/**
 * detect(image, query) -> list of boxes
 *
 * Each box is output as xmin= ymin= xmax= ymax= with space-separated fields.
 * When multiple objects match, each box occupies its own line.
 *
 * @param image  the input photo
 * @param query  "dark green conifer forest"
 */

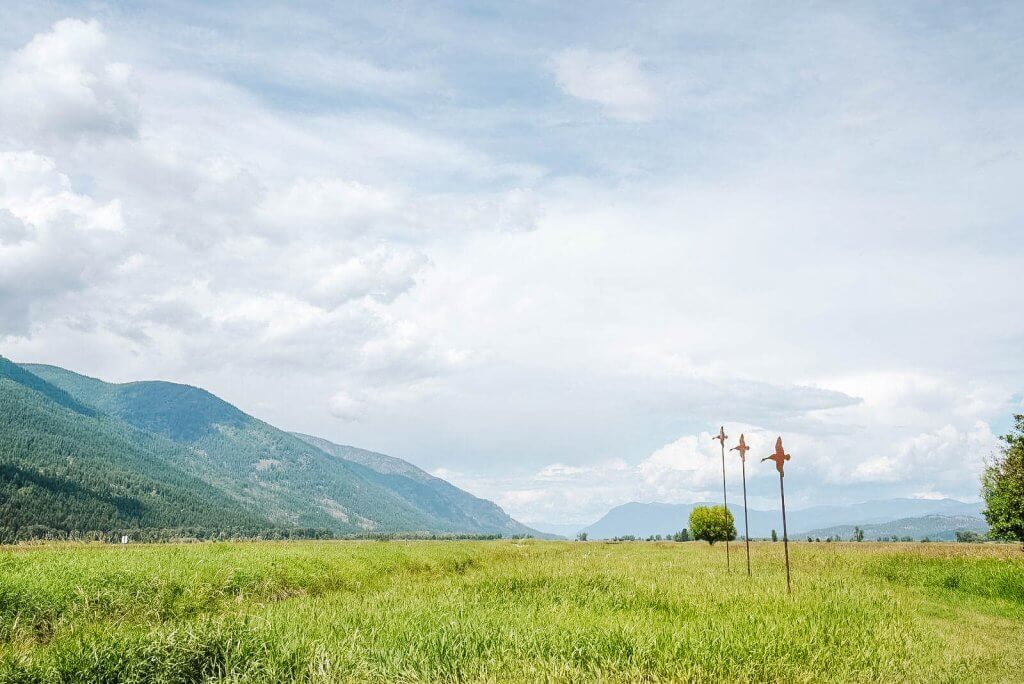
xmin=0 ymin=356 xmax=540 ymax=541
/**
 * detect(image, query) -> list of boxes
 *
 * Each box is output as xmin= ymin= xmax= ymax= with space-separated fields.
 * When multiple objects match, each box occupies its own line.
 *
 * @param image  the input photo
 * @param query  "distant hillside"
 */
xmin=23 ymin=362 xmax=541 ymax=537
xmin=523 ymin=522 xmax=578 ymax=539
xmin=580 ymin=498 xmax=985 ymax=540
xmin=0 ymin=357 xmax=268 ymax=541
xmin=293 ymin=433 xmax=544 ymax=538
xmin=799 ymin=515 xmax=988 ymax=541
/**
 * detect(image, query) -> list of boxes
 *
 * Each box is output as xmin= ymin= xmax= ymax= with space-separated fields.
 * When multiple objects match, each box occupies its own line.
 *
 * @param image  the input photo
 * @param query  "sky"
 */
xmin=1 ymin=1 xmax=1022 ymax=527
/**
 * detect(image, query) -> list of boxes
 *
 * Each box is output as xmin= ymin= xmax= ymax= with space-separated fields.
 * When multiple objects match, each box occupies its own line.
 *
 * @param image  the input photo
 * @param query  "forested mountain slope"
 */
xmin=25 ymin=364 xmax=537 ymax=536
xmin=293 ymin=432 xmax=541 ymax=537
xmin=0 ymin=357 xmax=268 ymax=541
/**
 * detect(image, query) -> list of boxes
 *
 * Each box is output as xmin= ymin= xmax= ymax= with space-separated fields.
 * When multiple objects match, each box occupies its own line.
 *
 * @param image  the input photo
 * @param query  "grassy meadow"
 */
xmin=0 ymin=540 xmax=1021 ymax=682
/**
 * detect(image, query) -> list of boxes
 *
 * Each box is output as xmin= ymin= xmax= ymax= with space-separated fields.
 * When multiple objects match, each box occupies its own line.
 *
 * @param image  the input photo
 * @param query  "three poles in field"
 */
xmin=712 ymin=428 xmax=792 ymax=592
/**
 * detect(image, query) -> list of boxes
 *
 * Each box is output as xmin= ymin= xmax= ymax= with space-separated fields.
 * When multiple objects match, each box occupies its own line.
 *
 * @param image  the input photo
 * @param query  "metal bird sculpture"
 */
xmin=712 ymin=426 xmax=730 ymax=570
xmin=762 ymin=437 xmax=791 ymax=476
xmin=731 ymin=433 xmax=749 ymax=461
xmin=731 ymin=433 xmax=752 ymax=576
xmin=762 ymin=436 xmax=793 ymax=593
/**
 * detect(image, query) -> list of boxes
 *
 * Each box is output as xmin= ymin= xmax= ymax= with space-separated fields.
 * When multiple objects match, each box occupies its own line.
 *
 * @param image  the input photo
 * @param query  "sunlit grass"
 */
xmin=0 ymin=541 xmax=1020 ymax=682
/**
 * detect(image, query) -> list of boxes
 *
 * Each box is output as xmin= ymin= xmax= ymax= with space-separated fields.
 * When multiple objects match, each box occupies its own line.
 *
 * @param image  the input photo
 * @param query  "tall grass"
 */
xmin=0 ymin=541 xmax=1020 ymax=682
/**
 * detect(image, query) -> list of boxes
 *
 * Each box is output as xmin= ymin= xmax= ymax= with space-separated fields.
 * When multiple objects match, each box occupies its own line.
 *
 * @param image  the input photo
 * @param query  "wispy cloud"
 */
xmin=552 ymin=49 xmax=658 ymax=121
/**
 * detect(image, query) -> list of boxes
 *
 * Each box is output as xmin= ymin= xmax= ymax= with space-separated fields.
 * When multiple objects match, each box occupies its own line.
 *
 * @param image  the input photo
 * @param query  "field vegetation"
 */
xmin=0 ymin=540 xmax=1021 ymax=682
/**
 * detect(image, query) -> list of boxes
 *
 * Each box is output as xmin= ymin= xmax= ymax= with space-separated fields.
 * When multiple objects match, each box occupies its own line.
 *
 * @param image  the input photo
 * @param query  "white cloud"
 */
xmin=329 ymin=377 xmax=446 ymax=424
xmin=261 ymin=50 xmax=432 ymax=96
xmin=0 ymin=151 xmax=127 ymax=334
xmin=305 ymin=246 xmax=427 ymax=309
xmin=871 ymin=422 xmax=997 ymax=487
xmin=0 ymin=151 xmax=123 ymax=231
xmin=329 ymin=390 xmax=366 ymax=422
xmin=552 ymin=49 xmax=658 ymax=121
xmin=0 ymin=209 xmax=29 ymax=245
xmin=257 ymin=178 xmax=398 ymax=236
xmin=0 ymin=18 xmax=139 ymax=141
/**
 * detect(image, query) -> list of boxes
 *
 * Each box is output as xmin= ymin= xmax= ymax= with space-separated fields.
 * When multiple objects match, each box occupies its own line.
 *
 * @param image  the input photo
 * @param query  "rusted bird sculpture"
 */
xmin=762 ymin=437 xmax=790 ymax=476
xmin=713 ymin=426 xmax=728 ymax=446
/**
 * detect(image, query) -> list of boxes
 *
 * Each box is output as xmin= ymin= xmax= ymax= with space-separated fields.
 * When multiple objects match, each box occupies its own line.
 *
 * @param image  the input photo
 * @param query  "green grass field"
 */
xmin=0 ymin=541 xmax=1021 ymax=682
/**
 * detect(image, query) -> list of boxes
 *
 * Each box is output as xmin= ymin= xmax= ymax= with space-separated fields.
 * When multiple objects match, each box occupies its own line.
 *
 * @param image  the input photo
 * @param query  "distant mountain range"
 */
xmin=559 ymin=498 xmax=986 ymax=540
xmin=0 ymin=356 xmax=543 ymax=541
xmin=799 ymin=515 xmax=989 ymax=541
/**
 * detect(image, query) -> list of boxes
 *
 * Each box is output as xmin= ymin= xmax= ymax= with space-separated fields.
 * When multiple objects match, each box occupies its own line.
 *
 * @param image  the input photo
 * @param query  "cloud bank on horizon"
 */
xmin=1 ymin=2 xmax=1021 ymax=525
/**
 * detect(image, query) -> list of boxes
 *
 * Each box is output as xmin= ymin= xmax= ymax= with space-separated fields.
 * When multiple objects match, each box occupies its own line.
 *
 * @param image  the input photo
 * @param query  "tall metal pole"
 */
xmin=713 ymin=426 xmax=729 ymax=570
xmin=732 ymin=434 xmax=752 ymax=577
xmin=762 ymin=436 xmax=792 ymax=594
xmin=743 ymin=458 xmax=751 ymax=576
xmin=780 ymin=472 xmax=791 ymax=594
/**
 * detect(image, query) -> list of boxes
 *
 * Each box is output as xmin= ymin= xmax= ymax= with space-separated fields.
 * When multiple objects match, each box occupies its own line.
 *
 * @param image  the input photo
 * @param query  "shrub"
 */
xmin=688 ymin=505 xmax=736 ymax=546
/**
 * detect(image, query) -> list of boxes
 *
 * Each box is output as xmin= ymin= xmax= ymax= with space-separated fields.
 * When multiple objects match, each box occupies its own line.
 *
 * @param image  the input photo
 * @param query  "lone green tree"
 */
xmin=852 ymin=526 xmax=865 ymax=542
xmin=673 ymin=528 xmax=689 ymax=542
xmin=983 ymin=414 xmax=1024 ymax=541
xmin=771 ymin=529 xmax=778 ymax=542
xmin=689 ymin=505 xmax=736 ymax=546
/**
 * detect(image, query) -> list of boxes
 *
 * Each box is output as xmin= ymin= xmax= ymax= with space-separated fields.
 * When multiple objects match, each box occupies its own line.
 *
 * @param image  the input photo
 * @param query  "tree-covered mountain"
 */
xmin=22 ymin=362 xmax=540 ymax=537
xmin=293 ymin=433 xmax=541 ymax=538
xmin=0 ymin=357 xmax=270 ymax=541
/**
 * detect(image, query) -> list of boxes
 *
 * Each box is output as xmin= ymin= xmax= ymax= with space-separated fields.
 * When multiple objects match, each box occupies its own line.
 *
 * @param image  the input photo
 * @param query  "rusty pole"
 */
xmin=762 ymin=436 xmax=792 ymax=593
xmin=780 ymin=471 xmax=791 ymax=593
xmin=731 ymin=434 xmax=752 ymax=577
xmin=713 ymin=426 xmax=730 ymax=570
